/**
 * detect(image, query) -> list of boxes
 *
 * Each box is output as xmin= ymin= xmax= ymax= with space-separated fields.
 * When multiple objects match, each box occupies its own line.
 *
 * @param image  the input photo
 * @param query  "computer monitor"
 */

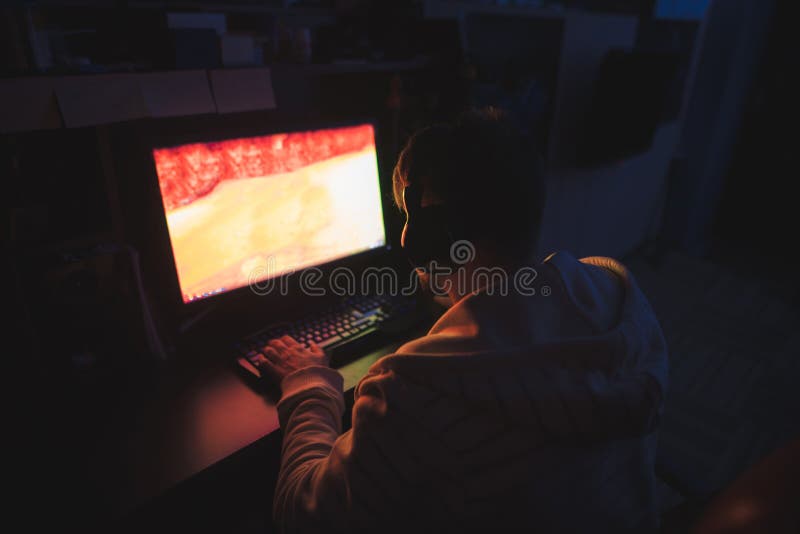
xmin=151 ymin=123 xmax=387 ymax=304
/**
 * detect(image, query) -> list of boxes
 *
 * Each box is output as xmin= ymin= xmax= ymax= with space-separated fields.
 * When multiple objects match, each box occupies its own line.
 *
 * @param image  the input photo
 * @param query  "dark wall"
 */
xmin=712 ymin=0 xmax=798 ymax=261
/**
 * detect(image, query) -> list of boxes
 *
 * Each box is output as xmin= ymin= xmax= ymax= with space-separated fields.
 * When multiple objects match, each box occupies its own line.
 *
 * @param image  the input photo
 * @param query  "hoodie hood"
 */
xmin=365 ymin=251 xmax=669 ymax=444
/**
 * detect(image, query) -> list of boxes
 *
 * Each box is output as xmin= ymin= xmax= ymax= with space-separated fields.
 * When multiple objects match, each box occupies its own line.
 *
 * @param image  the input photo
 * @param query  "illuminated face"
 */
xmin=400 ymin=187 xmax=411 ymax=251
xmin=399 ymin=188 xmax=435 ymax=291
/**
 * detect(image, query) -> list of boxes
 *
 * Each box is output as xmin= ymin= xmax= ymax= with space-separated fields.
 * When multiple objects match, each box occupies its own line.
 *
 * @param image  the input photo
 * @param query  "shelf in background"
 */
xmin=0 ymin=57 xmax=436 ymax=134
xmin=423 ymin=0 xmax=566 ymax=19
xmin=270 ymin=56 xmax=432 ymax=75
xmin=22 ymin=0 xmax=335 ymax=16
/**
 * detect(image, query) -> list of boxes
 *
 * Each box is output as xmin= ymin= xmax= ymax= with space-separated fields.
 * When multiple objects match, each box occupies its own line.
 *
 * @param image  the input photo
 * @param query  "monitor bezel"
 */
xmin=143 ymin=115 xmax=396 ymax=318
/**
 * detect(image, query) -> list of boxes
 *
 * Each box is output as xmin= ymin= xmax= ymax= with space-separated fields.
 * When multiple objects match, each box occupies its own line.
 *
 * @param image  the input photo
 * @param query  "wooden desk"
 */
xmin=50 ymin=338 xmax=410 ymax=533
xmin=124 ymin=341 xmax=404 ymax=510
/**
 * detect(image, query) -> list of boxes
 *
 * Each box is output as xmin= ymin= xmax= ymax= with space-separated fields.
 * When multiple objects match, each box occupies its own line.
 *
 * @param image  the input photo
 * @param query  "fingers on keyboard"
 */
xmin=281 ymin=335 xmax=300 ymax=347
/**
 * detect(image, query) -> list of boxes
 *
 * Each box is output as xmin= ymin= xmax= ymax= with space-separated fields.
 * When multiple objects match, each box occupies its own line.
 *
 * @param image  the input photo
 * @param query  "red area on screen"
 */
xmin=154 ymin=124 xmax=375 ymax=212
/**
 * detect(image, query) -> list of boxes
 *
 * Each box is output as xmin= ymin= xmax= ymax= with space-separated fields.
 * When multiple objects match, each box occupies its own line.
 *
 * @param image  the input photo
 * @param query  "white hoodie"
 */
xmin=273 ymin=252 xmax=669 ymax=533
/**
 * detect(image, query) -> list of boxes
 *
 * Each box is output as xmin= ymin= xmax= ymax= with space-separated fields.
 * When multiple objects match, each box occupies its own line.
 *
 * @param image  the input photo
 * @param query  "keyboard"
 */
xmin=234 ymin=295 xmax=416 ymax=379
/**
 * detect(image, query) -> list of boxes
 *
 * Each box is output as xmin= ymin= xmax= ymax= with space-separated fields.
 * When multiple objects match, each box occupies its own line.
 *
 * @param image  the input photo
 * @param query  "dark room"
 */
xmin=3 ymin=0 xmax=798 ymax=532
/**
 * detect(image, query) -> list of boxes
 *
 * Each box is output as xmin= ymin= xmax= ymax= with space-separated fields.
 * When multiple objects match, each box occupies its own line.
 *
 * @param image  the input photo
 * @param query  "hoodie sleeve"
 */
xmin=273 ymin=366 xmax=401 ymax=533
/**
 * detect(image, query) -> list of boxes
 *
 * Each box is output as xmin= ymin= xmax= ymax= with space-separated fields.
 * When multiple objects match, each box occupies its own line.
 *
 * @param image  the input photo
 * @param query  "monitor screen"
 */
xmin=152 ymin=123 xmax=386 ymax=303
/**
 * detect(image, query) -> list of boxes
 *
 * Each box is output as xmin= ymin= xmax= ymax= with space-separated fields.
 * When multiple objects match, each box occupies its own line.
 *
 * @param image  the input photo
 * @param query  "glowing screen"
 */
xmin=152 ymin=124 xmax=386 ymax=303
